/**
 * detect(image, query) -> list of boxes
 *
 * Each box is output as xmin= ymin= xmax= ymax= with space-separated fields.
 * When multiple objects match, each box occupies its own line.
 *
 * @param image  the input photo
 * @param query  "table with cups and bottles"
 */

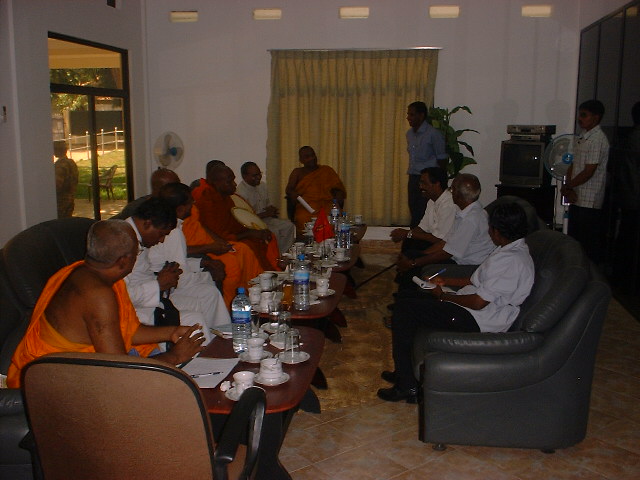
xmin=199 ymin=325 xmax=325 ymax=480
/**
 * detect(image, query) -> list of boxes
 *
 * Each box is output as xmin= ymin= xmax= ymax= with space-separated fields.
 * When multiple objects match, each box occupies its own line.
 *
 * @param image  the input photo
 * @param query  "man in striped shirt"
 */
xmin=561 ymin=99 xmax=609 ymax=262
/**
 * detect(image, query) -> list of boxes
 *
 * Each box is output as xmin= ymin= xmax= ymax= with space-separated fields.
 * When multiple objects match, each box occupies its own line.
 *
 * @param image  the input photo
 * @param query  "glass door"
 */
xmin=49 ymin=34 xmax=132 ymax=219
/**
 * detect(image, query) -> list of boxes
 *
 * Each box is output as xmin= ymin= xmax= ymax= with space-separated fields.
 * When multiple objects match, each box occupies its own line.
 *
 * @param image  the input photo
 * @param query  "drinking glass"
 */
xmin=250 ymin=308 xmax=261 ymax=336
xmin=277 ymin=311 xmax=292 ymax=337
xmin=281 ymin=280 xmax=293 ymax=311
xmin=283 ymin=328 xmax=300 ymax=361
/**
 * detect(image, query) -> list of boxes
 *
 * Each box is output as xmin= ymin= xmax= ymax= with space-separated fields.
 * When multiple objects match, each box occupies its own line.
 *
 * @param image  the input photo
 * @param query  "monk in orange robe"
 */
xmin=195 ymin=166 xmax=280 ymax=271
xmin=183 ymin=204 xmax=263 ymax=309
xmin=7 ymin=220 xmax=204 ymax=388
xmin=285 ymin=146 xmax=347 ymax=232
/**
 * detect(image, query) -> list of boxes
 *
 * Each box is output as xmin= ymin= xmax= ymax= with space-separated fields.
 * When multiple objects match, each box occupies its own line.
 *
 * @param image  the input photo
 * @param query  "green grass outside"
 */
xmin=74 ymin=150 xmax=128 ymax=200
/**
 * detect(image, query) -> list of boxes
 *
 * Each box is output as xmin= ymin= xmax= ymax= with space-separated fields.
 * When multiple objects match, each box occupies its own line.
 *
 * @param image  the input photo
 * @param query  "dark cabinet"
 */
xmin=577 ymin=1 xmax=640 ymax=317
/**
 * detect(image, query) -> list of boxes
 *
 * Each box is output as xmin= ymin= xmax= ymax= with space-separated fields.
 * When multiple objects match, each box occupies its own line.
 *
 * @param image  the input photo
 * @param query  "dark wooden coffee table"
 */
xmin=332 ymin=244 xmax=361 ymax=298
xmin=200 ymin=326 xmax=325 ymax=480
xmin=261 ymin=272 xmax=347 ymax=343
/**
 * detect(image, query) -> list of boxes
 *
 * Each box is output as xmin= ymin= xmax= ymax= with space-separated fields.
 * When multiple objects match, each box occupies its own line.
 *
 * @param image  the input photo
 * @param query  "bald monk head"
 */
xmin=86 ymin=220 xmax=138 ymax=272
xmin=150 ymin=168 xmax=180 ymax=196
xmin=207 ymin=165 xmax=237 ymax=196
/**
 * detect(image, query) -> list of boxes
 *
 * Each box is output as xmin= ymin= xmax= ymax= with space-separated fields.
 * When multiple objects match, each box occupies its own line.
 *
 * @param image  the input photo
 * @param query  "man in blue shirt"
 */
xmin=406 ymin=101 xmax=448 ymax=227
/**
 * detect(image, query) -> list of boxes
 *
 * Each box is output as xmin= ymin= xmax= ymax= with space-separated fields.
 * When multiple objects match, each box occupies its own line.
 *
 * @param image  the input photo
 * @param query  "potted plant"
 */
xmin=428 ymin=105 xmax=478 ymax=178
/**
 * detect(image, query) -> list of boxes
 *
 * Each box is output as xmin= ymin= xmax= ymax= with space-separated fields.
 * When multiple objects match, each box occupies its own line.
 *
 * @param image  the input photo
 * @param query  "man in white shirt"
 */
xmin=391 ymin=167 xmax=456 ymax=254
xmin=236 ymin=161 xmax=295 ymax=253
xmin=378 ymin=202 xmax=535 ymax=402
xmin=560 ymin=99 xmax=610 ymax=262
xmin=124 ymin=197 xmax=229 ymax=347
xmin=396 ymin=173 xmax=495 ymax=287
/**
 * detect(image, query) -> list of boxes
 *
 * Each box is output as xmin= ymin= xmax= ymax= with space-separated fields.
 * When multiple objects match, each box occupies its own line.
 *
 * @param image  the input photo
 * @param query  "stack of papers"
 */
xmin=182 ymin=357 xmax=239 ymax=389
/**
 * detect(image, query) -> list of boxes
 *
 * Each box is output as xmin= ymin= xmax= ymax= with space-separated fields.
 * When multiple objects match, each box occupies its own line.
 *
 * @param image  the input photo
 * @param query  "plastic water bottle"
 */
xmin=337 ymin=213 xmax=351 ymax=248
xmin=293 ymin=254 xmax=310 ymax=311
xmin=231 ymin=287 xmax=252 ymax=353
xmin=330 ymin=199 xmax=340 ymax=230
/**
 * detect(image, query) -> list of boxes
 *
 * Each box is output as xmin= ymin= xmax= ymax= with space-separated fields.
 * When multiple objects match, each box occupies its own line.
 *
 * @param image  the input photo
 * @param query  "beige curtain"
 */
xmin=266 ymin=49 xmax=438 ymax=226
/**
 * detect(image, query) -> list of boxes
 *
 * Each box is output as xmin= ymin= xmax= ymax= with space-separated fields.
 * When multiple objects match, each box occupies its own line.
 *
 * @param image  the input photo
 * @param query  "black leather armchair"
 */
xmin=413 ymin=229 xmax=611 ymax=451
xmin=0 ymin=218 xmax=95 ymax=480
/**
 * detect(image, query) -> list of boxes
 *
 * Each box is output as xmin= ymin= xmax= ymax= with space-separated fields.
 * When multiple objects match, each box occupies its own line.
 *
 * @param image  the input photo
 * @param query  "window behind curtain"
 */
xmin=266 ymin=49 xmax=439 ymax=226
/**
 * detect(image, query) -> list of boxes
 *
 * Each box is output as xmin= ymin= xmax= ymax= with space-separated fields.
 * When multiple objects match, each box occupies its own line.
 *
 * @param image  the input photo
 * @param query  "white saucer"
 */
xmin=261 ymin=322 xmax=280 ymax=334
xmin=269 ymin=333 xmax=286 ymax=349
xmin=225 ymin=387 xmax=244 ymax=401
xmin=277 ymin=351 xmax=310 ymax=364
xmin=254 ymin=372 xmax=290 ymax=386
xmin=239 ymin=351 xmax=273 ymax=363
xmin=310 ymin=288 xmax=335 ymax=298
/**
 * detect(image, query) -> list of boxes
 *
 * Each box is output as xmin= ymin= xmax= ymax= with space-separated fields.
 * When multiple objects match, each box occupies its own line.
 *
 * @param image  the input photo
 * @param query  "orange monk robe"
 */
xmin=195 ymin=184 xmax=280 ymax=272
xmin=294 ymin=165 xmax=347 ymax=232
xmin=7 ymin=261 xmax=157 ymax=388
xmin=182 ymin=205 xmax=263 ymax=309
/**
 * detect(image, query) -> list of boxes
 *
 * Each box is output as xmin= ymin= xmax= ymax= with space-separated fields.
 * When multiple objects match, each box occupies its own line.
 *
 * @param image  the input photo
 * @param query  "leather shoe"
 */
xmin=381 ymin=370 xmax=396 ymax=384
xmin=376 ymin=386 xmax=417 ymax=403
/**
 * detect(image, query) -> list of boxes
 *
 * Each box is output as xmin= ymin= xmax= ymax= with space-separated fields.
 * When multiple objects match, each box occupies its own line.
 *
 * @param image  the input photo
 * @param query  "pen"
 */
xmin=427 ymin=268 xmax=446 ymax=281
xmin=190 ymin=371 xmax=223 ymax=378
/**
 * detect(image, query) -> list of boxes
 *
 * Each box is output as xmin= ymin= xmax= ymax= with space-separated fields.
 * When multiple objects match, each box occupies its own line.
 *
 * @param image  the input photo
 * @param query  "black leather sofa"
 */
xmin=412 ymin=227 xmax=611 ymax=451
xmin=0 ymin=217 xmax=95 ymax=480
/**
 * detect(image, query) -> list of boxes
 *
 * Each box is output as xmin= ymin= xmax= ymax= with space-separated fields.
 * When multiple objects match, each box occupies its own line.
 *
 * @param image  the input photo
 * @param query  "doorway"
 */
xmin=49 ymin=33 xmax=133 ymax=219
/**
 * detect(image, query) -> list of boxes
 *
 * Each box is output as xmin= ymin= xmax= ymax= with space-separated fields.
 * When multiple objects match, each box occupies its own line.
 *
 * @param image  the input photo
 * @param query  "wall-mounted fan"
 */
xmin=542 ymin=134 xmax=579 ymax=233
xmin=153 ymin=131 xmax=184 ymax=169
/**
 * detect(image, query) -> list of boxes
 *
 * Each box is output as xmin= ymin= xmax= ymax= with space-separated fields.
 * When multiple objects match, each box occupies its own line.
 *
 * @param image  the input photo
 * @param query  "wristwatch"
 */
xmin=406 ymin=230 xmax=413 ymax=239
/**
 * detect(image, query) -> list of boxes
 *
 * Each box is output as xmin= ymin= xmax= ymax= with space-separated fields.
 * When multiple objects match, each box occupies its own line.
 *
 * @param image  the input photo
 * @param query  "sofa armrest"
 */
xmin=0 ymin=389 xmax=24 ymax=416
xmin=425 ymin=331 xmax=544 ymax=355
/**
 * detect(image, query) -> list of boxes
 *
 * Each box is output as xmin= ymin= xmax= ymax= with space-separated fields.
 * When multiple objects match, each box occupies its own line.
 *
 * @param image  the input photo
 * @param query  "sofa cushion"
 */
xmin=512 ymin=230 xmax=589 ymax=333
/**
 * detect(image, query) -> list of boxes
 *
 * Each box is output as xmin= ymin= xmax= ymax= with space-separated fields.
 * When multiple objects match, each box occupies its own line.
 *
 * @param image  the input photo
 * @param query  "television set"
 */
xmin=499 ymin=140 xmax=550 ymax=187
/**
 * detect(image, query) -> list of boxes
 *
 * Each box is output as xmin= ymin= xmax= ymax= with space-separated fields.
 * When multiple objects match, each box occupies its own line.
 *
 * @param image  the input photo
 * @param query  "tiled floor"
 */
xmin=280 ymin=246 xmax=640 ymax=480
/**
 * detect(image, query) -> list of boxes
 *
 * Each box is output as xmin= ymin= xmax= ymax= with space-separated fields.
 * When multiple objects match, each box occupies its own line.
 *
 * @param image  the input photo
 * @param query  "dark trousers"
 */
xmin=408 ymin=174 xmax=427 ymax=228
xmin=568 ymin=205 xmax=602 ymax=263
xmin=391 ymin=296 xmax=479 ymax=390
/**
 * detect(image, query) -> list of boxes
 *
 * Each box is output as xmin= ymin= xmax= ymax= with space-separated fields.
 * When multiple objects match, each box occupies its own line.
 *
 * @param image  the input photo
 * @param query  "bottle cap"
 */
xmin=237 ymin=287 xmax=245 ymax=294
xmin=297 ymin=254 xmax=305 ymax=261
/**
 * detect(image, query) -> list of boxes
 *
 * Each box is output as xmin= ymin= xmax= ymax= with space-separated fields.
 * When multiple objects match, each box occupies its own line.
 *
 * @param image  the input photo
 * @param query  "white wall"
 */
xmin=1 ymin=0 xmax=631 ymax=245
xmin=143 ymin=0 xmax=595 ymax=214
xmin=0 ymin=0 xmax=148 ymax=245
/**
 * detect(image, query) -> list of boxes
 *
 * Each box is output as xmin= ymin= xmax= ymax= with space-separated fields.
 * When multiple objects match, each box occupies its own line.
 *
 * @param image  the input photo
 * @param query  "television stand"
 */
xmin=495 ymin=184 xmax=556 ymax=226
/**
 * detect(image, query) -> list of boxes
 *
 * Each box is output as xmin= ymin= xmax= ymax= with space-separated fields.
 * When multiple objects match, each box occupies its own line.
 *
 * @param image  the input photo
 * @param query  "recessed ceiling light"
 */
xmin=253 ymin=8 xmax=282 ymax=20
xmin=521 ymin=5 xmax=553 ymax=17
xmin=169 ymin=11 xmax=198 ymax=23
xmin=339 ymin=7 xmax=370 ymax=19
xmin=429 ymin=5 xmax=460 ymax=19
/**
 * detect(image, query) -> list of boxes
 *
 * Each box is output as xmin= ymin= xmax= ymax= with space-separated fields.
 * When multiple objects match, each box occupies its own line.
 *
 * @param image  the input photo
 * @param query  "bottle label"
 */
xmin=232 ymin=311 xmax=251 ymax=324
xmin=293 ymin=270 xmax=310 ymax=284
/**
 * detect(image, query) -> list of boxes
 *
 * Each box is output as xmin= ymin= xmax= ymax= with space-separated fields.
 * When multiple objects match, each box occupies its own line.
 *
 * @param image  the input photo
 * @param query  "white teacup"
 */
xmin=316 ymin=277 xmax=330 ymax=296
xmin=247 ymin=337 xmax=264 ymax=360
xmin=354 ymin=214 xmax=363 ymax=225
xmin=260 ymin=357 xmax=283 ymax=380
xmin=259 ymin=291 xmax=274 ymax=312
xmin=248 ymin=285 xmax=262 ymax=305
xmin=335 ymin=247 xmax=347 ymax=261
xmin=259 ymin=272 xmax=275 ymax=291
xmin=232 ymin=371 xmax=255 ymax=394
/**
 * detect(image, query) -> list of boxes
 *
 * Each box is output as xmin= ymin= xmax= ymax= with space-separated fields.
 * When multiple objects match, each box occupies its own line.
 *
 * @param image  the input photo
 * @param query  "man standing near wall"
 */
xmin=405 ymin=101 xmax=447 ymax=227
xmin=560 ymin=99 xmax=610 ymax=262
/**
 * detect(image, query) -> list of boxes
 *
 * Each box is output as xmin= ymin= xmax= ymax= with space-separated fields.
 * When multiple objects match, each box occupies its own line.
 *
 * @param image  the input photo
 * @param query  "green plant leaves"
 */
xmin=428 ymin=105 xmax=478 ymax=178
